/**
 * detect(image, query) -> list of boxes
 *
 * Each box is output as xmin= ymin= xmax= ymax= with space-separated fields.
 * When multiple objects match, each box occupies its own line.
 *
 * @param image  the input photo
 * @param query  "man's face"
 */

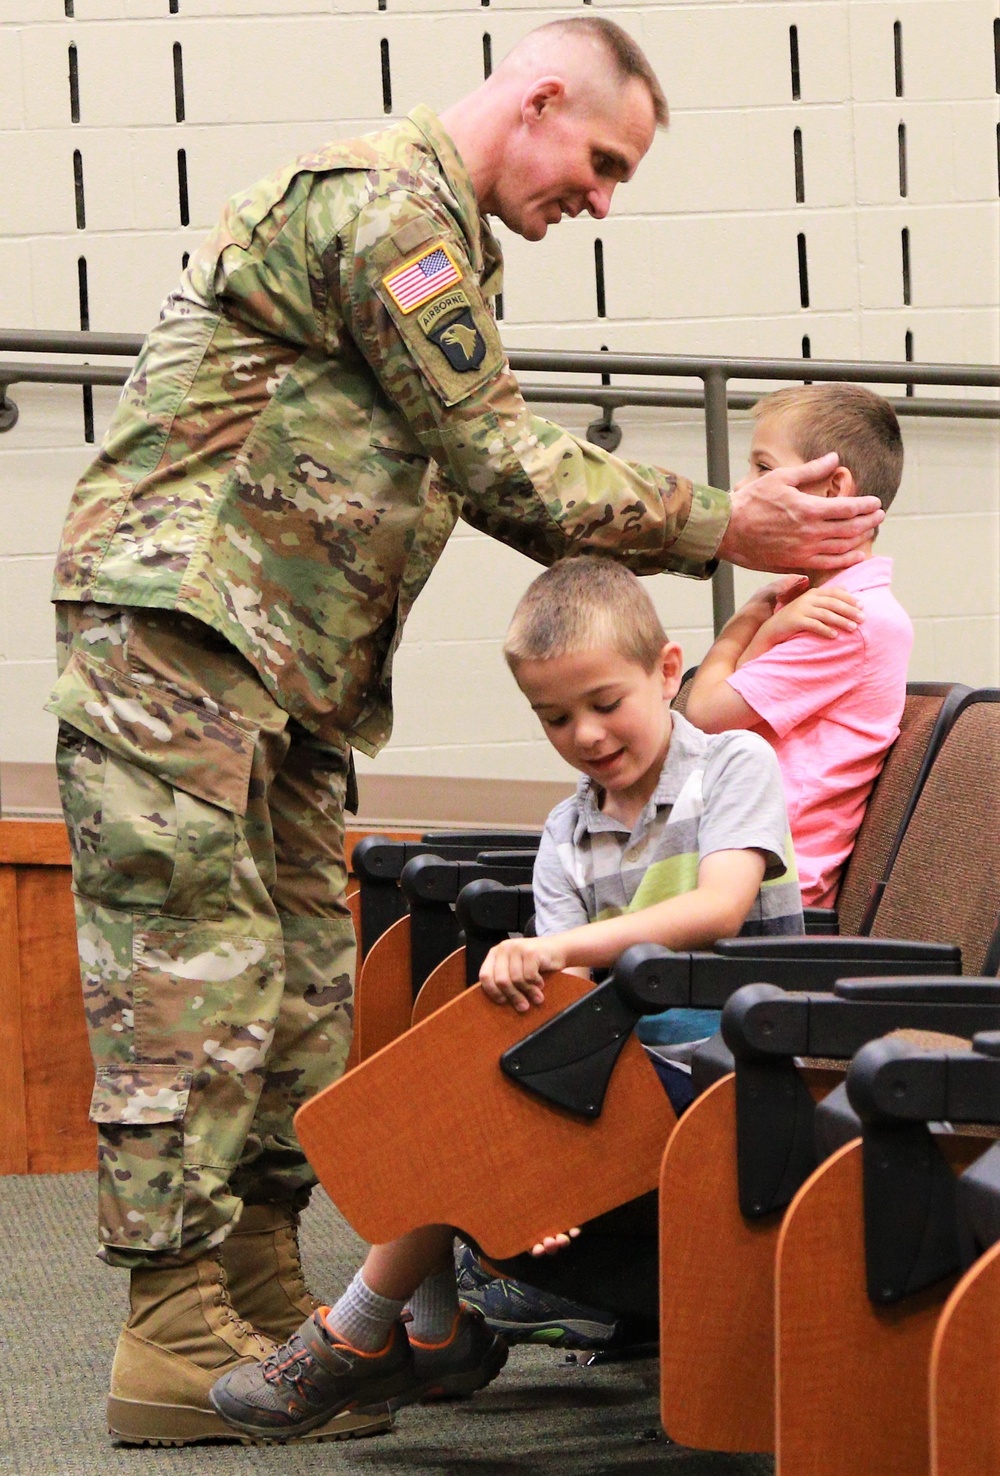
xmin=495 ymin=78 xmax=656 ymax=241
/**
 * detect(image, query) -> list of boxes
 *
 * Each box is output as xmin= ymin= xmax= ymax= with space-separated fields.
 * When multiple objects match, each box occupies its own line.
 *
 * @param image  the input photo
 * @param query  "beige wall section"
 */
xmin=1 ymin=0 xmax=998 ymax=821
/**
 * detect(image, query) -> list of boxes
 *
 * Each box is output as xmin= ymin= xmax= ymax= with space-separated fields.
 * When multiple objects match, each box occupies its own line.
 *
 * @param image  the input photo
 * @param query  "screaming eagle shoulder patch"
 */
xmin=381 ymin=242 xmax=462 ymax=314
xmin=423 ymin=307 xmax=487 ymax=373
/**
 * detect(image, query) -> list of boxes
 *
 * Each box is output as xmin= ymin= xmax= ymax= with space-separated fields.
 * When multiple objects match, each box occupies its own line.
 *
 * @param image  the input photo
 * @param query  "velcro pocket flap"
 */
xmin=47 ymin=650 xmax=254 ymax=816
xmin=89 ymin=1064 xmax=192 ymax=1125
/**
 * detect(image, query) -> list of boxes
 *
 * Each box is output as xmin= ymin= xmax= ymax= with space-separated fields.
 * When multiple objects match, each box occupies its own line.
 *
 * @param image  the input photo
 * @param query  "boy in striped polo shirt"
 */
xmin=480 ymin=555 xmax=802 ymax=1058
xmin=456 ymin=555 xmax=801 ymax=1347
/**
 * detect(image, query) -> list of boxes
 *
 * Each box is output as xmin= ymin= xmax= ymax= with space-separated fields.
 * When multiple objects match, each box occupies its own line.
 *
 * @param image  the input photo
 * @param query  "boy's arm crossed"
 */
xmin=686 ymin=575 xmax=862 ymax=734
xmin=480 ymin=848 xmax=766 ymax=1012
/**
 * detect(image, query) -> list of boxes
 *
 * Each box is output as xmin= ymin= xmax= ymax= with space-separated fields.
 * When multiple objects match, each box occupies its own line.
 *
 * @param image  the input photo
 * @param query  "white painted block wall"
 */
xmin=0 ymin=0 xmax=997 ymax=795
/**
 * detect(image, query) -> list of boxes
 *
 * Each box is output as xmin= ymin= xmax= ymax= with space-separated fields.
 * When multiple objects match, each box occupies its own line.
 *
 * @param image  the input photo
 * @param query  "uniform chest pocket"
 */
xmin=50 ymin=655 xmax=255 ymax=922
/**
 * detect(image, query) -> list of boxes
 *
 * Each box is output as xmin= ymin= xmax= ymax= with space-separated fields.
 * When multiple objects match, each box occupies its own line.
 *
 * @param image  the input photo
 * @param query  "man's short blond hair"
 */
xmin=527 ymin=17 xmax=668 ymax=127
xmin=504 ymin=557 xmax=668 ymax=674
xmin=754 ymin=383 xmax=904 ymax=511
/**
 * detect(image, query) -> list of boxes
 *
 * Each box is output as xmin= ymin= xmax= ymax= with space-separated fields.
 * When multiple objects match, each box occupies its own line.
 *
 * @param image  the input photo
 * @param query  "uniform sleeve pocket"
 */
xmin=50 ymin=651 xmax=255 ymax=919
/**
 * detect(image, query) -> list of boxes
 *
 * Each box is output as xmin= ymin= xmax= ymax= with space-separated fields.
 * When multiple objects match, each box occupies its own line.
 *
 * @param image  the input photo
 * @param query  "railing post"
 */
xmin=703 ymin=367 xmax=735 ymax=634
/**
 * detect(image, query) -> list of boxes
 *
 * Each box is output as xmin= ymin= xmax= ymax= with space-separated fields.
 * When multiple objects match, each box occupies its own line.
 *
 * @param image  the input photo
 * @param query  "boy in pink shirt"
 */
xmin=686 ymin=384 xmax=912 ymax=907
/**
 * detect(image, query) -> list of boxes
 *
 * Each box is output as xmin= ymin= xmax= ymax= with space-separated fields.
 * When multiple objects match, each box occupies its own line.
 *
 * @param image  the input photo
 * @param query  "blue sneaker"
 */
xmin=455 ymin=1245 xmax=619 ymax=1349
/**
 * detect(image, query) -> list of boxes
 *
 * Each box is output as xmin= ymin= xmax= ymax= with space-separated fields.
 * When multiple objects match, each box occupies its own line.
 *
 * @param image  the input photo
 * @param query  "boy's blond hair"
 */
xmin=753 ymin=383 xmax=903 ymax=511
xmin=504 ymin=556 xmax=668 ymax=673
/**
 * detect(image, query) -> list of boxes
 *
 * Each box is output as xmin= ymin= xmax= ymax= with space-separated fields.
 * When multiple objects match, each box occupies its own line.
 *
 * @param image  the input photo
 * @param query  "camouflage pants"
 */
xmin=50 ymin=603 xmax=357 ymax=1268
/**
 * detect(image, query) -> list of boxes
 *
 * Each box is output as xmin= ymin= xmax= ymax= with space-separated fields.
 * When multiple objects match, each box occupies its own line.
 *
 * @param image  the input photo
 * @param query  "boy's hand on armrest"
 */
xmin=479 ymin=936 xmax=569 ymax=1011
xmin=717 ymin=454 xmax=884 ymax=572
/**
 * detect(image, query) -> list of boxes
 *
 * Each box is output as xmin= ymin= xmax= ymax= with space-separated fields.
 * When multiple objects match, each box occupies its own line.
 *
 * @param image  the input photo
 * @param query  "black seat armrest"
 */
xmin=803 ymin=907 xmax=839 ymax=935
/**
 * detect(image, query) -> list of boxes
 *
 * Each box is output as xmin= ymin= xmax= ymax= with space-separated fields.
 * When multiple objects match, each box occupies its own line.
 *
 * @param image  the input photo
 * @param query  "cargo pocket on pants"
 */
xmin=89 ymin=1064 xmax=193 ymax=1252
xmin=49 ymin=648 xmax=256 ymax=920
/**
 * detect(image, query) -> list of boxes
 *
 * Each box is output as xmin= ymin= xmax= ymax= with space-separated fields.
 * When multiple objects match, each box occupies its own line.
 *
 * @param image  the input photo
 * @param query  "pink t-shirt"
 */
xmin=726 ymin=557 xmax=912 ymax=907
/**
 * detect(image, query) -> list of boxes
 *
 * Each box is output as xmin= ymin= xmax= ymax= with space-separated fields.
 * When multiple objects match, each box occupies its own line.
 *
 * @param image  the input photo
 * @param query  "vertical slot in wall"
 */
xmin=68 ymin=43 xmax=80 ymax=123
xmin=173 ymin=42 xmax=185 ymax=122
xmin=894 ymin=20 xmax=904 ymax=97
xmin=381 ymin=39 xmax=392 ymax=113
xmin=904 ymin=328 xmax=914 ymax=398
xmin=898 ymin=122 xmax=908 ymax=196
xmin=594 ymin=239 xmax=606 ymax=318
xmin=793 ymin=128 xmax=805 ymax=203
xmin=177 ymin=149 xmax=190 ymax=226
xmin=901 ymin=227 xmax=911 ymax=305
xmin=73 ymin=150 xmax=86 ymax=229
xmin=789 ymin=26 xmax=801 ymax=101
xmin=796 ymin=233 xmax=809 ymax=308
xmin=78 ymin=257 xmax=94 ymax=442
xmin=483 ymin=34 xmax=492 ymax=79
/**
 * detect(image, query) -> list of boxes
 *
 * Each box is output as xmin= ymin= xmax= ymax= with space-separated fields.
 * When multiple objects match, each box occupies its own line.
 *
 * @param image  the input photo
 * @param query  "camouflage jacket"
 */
xmin=53 ymin=107 xmax=730 ymax=755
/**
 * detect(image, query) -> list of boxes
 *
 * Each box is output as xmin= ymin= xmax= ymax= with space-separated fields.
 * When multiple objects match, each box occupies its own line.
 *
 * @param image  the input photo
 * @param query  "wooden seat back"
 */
xmin=776 ymin=1135 xmax=984 ymax=1476
xmin=931 ymin=1238 xmax=1000 ymax=1476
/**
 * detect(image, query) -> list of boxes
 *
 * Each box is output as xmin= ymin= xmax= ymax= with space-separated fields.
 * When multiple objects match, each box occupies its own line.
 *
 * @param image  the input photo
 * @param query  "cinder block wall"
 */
xmin=1 ymin=0 xmax=997 ymax=817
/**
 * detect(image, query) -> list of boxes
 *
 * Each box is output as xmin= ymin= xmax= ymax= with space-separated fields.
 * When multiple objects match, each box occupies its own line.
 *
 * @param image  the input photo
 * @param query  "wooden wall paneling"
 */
xmin=0 ymin=865 xmax=29 ymax=1175
xmin=18 ymin=864 xmax=95 ymax=1173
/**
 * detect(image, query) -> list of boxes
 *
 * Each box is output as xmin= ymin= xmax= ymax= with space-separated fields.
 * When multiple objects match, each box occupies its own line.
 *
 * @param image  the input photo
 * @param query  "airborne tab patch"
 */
xmin=425 ymin=307 xmax=487 ymax=373
xmin=382 ymin=243 xmax=462 ymax=314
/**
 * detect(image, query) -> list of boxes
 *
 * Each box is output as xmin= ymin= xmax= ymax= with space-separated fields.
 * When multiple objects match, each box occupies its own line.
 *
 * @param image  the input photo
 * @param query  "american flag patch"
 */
xmin=382 ymin=243 xmax=462 ymax=314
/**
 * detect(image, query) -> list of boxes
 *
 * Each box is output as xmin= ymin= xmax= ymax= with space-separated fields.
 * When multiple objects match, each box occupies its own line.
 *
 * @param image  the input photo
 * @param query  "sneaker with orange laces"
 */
xmin=209 ymin=1311 xmax=413 ymax=1441
xmin=403 ymin=1307 xmax=508 ymax=1406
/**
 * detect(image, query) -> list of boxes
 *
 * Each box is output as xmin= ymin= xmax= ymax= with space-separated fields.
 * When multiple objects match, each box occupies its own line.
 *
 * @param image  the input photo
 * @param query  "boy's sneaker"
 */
xmin=455 ymin=1246 xmax=619 ymax=1349
xmin=209 ymin=1312 xmax=413 ymax=1441
xmin=405 ymin=1307 xmax=508 ymax=1405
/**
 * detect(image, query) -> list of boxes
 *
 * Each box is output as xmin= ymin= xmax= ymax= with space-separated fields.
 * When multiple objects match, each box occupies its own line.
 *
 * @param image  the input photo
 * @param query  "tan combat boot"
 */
xmin=221 ymin=1203 xmax=321 ymax=1341
xmin=107 ymin=1249 xmax=391 ymax=1445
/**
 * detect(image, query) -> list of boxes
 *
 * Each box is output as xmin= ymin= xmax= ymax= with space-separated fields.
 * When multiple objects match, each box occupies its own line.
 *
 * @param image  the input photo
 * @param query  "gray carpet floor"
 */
xmin=0 ymin=1172 xmax=773 ymax=1476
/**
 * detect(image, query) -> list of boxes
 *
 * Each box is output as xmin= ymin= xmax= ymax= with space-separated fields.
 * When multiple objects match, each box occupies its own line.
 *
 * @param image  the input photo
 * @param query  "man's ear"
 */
xmin=659 ymin=641 xmax=685 ymax=701
xmin=522 ymin=76 xmax=565 ymax=123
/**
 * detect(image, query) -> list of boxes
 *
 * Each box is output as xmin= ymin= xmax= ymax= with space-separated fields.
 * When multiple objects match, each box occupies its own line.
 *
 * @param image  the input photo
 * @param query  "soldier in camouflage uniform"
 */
xmin=48 ymin=16 xmax=883 ymax=1448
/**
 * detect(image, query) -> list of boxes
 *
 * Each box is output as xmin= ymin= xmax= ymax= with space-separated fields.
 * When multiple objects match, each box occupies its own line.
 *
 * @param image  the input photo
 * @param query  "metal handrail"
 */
xmin=2 ymin=329 xmax=997 ymax=626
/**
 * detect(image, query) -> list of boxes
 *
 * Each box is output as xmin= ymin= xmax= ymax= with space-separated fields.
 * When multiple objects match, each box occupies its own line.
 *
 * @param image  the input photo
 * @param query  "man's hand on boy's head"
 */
xmin=717 ymin=453 xmax=885 ymax=572
xmin=479 ymin=936 xmax=569 ymax=1011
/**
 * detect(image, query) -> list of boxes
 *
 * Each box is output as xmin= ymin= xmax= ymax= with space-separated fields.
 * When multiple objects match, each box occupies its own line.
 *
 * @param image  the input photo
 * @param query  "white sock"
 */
xmin=406 ymin=1267 xmax=460 ymax=1343
xmin=323 ymin=1270 xmax=407 ymax=1352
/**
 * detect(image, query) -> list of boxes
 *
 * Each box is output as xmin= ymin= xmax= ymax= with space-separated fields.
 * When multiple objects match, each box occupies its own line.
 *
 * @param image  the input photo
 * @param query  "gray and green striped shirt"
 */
xmin=533 ymin=711 xmax=802 ymax=1047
